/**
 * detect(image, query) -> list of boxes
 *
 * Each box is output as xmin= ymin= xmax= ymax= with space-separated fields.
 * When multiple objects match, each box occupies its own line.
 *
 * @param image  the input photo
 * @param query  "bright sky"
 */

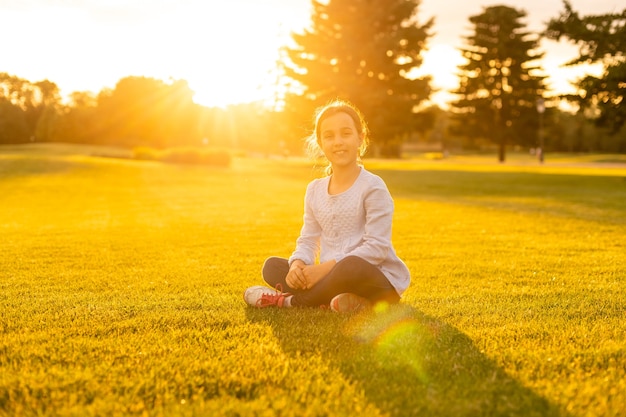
xmin=0 ymin=0 xmax=621 ymax=108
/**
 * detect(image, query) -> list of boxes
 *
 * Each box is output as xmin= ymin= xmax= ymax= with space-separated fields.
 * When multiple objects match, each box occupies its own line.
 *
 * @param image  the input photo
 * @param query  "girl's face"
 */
xmin=319 ymin=112 xmax=362 ymax=170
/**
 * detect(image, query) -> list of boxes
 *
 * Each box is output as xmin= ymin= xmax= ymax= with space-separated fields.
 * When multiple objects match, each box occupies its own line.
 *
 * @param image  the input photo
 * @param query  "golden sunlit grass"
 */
xmin=0 ymin=144 xmax=624 ymax=416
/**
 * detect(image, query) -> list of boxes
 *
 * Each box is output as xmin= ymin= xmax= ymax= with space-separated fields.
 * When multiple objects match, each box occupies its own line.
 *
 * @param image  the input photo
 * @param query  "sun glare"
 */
xmin=415 ymin=44 xmax=466 ymax=107
xmin=1 ymin=0 xmax=310 ymax=109
xmin=180 ymin=14 xmax=282 ymax=107
xmin=171 ymin=1 xmax=309 ymax=108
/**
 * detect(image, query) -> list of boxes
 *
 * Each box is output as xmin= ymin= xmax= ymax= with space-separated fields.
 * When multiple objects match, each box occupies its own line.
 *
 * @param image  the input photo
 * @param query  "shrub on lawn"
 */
xmin=132 ymin=146 xmax=160 ymax=161
xmin=424 ymin=152 xmax=445 ymax=160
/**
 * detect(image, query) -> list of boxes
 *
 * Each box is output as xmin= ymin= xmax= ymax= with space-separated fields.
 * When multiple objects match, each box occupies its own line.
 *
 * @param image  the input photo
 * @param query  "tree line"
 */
xmin=1 ymin=0 xmax=624 ymax=160
xmin=0 ymin=74 xmax=279 ymax=154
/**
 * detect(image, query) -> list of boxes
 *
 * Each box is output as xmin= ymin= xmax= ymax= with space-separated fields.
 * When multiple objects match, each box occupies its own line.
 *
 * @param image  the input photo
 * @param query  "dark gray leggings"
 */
xmin=262 ymin=256 xmax=400 ymax=307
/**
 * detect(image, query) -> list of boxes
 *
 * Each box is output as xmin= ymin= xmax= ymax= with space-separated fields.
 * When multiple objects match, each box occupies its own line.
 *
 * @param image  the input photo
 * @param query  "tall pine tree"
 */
xmin=451 ymin=5 xmax=546 ymax=162
xmin=546 ymin=0 xmax=626 ymax=135
xmin=281 ymin=0 xmax=433 ymax=156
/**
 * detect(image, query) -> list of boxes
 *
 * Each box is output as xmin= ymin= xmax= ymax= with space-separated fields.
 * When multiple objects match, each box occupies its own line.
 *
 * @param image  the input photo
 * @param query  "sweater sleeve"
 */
xmin=289 ymin=181 xmax=321 ymax=266
xmin=342 ymin=180 xmax=394 ymax=265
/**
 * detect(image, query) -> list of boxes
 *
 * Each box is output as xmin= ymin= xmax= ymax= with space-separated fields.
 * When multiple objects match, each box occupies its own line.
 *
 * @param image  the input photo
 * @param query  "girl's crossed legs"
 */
xmin=262 ymin=255 xmax=400 ymax=308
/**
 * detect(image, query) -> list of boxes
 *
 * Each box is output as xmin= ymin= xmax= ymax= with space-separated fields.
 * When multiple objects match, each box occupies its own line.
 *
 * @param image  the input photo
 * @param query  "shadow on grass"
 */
xmin=0 ymin=155 xmax=93 ymax=179
xmin=375 ymin=169 xmax=626 ymax=225
xmin=246 ymin=304 xmax=566 ymax=417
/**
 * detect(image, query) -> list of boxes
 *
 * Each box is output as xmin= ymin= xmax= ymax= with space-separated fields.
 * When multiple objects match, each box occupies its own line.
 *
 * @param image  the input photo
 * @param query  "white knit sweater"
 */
xmin=289 ymin=168 xmax=411 ymax=295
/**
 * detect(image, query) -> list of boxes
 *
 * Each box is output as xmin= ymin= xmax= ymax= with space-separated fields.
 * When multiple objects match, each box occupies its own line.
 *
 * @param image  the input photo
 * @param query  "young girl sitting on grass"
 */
xmin=244 ymin=99 xmax=411 ymax=313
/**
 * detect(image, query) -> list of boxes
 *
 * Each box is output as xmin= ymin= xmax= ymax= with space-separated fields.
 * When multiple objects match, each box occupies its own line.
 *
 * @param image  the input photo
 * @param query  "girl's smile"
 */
xmin=319 ymin=112 xmax=362 ymax=169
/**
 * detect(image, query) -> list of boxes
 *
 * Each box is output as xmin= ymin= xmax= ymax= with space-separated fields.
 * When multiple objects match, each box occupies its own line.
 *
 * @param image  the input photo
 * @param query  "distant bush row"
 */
xmin=133 ymin=147 xmax=232 ymax=167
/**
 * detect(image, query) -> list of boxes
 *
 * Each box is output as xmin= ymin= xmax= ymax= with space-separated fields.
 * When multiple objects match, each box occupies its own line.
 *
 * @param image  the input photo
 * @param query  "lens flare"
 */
xmin=348 ymin=304 xmax=434 ymax=384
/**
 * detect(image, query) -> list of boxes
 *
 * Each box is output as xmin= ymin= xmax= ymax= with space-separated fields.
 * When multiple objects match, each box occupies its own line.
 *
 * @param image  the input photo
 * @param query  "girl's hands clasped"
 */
xmin=286 ymin=260 xmax=307 ymax=290
xmin=286 ymin=260 xmax=337 ymax=290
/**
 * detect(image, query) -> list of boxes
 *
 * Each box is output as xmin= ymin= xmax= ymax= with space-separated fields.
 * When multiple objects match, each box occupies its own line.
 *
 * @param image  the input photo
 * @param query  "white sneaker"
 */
xmin=330 ymin=293 xmax=372 ymax=313
xmin=243 ymin=285 xmax=290 ymax=308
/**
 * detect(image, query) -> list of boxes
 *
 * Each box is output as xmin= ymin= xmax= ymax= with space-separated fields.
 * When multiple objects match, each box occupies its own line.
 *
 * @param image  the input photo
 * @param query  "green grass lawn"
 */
xmin=1 ymin=144 xmax=624 ymax=416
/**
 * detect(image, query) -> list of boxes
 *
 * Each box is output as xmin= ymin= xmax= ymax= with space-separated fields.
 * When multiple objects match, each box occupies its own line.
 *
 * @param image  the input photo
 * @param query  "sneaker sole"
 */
xmin=330 ymin=293 xmax=371 ymax=313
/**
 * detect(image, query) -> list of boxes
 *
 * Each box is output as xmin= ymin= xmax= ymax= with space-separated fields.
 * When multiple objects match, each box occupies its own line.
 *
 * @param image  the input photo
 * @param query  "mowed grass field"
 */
xmin=1 ymin=144 xmax=625 ymax=416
